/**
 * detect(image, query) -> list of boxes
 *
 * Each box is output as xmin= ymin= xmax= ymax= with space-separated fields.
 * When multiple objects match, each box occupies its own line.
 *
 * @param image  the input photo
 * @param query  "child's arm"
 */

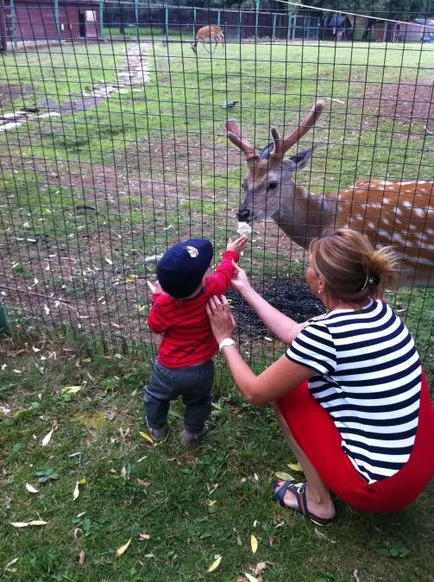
xmin=207 ymin=236 xmax=248 ymax=294
xmin=226 ymin=236 xmax=248 ymax=257
xmin=147 ymin=280 xmax=163 ymax=296
xmin=146 ymin=280 xmax=168 ymax=333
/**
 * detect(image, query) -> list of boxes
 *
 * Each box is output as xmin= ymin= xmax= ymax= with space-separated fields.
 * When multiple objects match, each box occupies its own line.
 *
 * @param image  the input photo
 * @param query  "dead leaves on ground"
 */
xmin=10 ymin=520 xmax=48 ymax=528
xmin=115 ymin=537 xmax=132 ymax=558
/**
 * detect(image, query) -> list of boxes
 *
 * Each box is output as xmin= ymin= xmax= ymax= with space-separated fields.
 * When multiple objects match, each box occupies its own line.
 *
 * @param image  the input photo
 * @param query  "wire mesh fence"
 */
xmin=0 ymin=1 xmax=433 ymax=375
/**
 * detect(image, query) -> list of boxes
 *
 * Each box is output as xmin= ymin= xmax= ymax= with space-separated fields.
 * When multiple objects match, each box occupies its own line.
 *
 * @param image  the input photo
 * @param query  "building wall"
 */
xmin=7 ymin=1 xmax=99 ymax=41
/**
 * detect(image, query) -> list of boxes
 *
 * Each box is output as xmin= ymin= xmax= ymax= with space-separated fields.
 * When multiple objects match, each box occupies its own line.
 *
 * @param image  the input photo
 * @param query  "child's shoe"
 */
xmin=149 ymin=425 xmax=169 ymax=442
xmin=181 ymin=426 xmax=208 ymax=446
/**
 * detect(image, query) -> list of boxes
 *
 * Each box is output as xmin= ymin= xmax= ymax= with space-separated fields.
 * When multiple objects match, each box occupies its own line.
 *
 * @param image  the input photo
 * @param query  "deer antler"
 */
xmin=272 ymin=100 xmax=325 ymax=158
xmin=226 ymin=119 xmax=258 ymax=168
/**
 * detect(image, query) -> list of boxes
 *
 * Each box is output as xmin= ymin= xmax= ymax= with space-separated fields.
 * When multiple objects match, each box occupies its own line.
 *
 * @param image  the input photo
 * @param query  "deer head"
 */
xmin=227 ymin=101 xmax=434 ymax=287
xmin=228 ymin=101 xmax=325 ymax=229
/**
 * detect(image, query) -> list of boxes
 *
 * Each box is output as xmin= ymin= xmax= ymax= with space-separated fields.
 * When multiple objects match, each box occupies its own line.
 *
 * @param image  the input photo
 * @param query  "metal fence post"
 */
xmin=0 ymin=301 xmax=10 ymax=336
xmin=53 ymin=0 xmax=61 ymax=41
xmin=99 ymin=0 xmax=104 ymax=39
xmin=165 ymin=6 xmax=169 ymax=38
xmin=10 ymin=0 xmax=16 ymax=47
xmin=255 ymin=0 xmax=260 ymax=39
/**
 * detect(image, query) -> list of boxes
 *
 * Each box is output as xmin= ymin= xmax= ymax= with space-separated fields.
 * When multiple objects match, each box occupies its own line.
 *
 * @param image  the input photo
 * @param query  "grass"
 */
xmin=1 ymin=331 xmax=434 ymax=581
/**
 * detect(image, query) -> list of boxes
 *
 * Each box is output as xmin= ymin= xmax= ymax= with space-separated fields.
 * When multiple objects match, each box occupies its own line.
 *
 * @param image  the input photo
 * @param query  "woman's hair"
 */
xmin=309 ymin=228 xmax=399 ymax=302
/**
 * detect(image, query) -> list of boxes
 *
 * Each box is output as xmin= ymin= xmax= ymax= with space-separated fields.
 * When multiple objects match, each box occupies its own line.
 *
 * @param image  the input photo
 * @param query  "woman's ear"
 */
xmin=317 ymin=277 xmax=325 ymax=294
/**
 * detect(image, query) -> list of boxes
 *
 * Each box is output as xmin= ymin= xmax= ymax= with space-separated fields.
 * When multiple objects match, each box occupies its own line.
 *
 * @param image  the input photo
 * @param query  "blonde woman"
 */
xmin=207 ymin=229 xmax=434 ymax=525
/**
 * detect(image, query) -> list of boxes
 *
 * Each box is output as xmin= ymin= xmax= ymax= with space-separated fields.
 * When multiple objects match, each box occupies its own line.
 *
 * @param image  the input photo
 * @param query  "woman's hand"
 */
xmin=231 ymin=262 xmax=252 ymax=295
xmin=206 ymin=295 xmax=235 ymax=344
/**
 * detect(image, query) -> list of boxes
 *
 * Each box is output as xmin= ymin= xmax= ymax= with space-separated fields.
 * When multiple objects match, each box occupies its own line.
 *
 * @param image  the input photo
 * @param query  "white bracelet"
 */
xmin=219 ymin=338 xmax=235 ymax=351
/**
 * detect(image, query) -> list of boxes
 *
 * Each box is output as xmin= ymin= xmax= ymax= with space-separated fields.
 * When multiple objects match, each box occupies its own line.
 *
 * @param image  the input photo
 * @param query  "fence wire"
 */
xmin=0 ymin=1 xmax=433 ymax=376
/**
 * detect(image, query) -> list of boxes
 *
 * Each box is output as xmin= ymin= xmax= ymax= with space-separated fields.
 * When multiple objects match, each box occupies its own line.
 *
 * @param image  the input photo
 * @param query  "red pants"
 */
xmin=277 ymin=373 xmax=434 ymax=512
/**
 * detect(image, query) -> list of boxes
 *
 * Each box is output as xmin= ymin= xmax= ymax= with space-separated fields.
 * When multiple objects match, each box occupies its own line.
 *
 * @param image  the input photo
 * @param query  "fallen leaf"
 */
xmin=287 ymin=463 xmax=303 ymax=472
xmin=139 ymin=431 xmax=154 ymax=444
xmin=41 ymin=428 xmax=54 ymax=446
xmin=61 ymin=386 xmax=82 ymax=395
xmin=251 ymin=534 xmax=258 ymax=554
xmin=125 ymin=275 xmax=138 ymax=284
xmin=73 ymin=482 xmax=80 ymax=500
xmin=139 ymin=532 xmax=150 ymax=541
xmin=78 ymin=550 xmax=85 ymax=564
xmin=25 ymin=483 xmax=39 ymax=494
xmin=274 ymin=471 xmax=294 ymax=482
xmin=115 ymin=538 xmax=132 ymax=558
xmin=4 ymin=557 xmax=19 ymax=572
xmin=10 ymin=520 xmax=47 ymax=527
xmin=137 ymin=479 xmax=150 ymax=488
xmin=78 ymin=478 xmax=87 ymax=486
xmin=250 ymin=562 xmax=267 ymax=576
xmin=314 ymin=528 xmax=337 ymax=543
xmin=245 ymin=573 xmax=258 ymax=582
xmin=207 ymin=554 xmax=222 ymax=572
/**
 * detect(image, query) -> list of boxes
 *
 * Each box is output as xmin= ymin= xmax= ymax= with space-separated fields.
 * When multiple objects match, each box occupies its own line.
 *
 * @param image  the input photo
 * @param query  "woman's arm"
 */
xmin=231 ymin=263 xmax=305 ymax=343
xmin=206 ymin=296 xmax=314 ymax=405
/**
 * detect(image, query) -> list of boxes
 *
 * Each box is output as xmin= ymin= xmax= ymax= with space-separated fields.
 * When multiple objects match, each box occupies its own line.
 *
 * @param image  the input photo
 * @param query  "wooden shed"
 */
xmin=1 ymin=0 xmax=101 ymax=45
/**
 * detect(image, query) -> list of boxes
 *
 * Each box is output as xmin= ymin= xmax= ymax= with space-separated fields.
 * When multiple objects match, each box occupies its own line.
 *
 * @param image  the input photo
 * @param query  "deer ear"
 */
xmin=259 ymin=141 xmax=274 ymax=160
xmin=288 ymin=147 xmax=315 ymax=170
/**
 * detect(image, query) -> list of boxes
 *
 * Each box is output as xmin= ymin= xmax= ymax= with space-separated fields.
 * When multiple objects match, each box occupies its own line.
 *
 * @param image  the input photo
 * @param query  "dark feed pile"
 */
xmin=226 ymin=280 xmax=325 ymax=341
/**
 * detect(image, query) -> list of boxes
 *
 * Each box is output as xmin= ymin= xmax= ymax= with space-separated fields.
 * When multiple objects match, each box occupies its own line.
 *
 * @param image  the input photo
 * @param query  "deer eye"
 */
xmin=267 ymin=181 xmax=278 ymax=191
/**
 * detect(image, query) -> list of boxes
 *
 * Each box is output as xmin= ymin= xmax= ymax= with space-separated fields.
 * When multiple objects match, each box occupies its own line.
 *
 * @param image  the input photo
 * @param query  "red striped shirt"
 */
xmin=147 ymin=250 xmax=238 ymax=368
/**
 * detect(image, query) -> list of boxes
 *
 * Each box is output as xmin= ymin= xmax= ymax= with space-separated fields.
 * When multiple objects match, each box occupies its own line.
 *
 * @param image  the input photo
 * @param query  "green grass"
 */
xmin=1 ymin=332 xmax=434 ymax=581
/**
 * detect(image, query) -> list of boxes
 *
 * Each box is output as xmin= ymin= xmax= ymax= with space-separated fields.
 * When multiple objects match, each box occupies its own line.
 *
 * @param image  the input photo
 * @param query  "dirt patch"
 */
xmin=228 ymin=280 xmax=324 ymax=337
xmin=362 ymin=80 xmax=434 ymax=127
xmin=0 ymin=84 xmax=33 ymax=107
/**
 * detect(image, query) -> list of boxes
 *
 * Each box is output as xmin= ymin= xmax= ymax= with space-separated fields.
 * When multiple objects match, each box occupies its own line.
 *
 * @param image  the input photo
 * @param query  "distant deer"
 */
xmin=227 ymin=100 xmax=434 ymax=288
xmin=191 ymin=25 xmax=224 ymax=55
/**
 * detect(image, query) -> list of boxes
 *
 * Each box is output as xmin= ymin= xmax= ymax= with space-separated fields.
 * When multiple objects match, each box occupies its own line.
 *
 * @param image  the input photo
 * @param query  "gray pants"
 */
xmin=144 ymin=359 xmax=214 ymax=434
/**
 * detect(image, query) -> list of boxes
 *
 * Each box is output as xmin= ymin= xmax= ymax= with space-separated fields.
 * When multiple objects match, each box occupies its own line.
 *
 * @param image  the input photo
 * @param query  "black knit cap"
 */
xmin=157 ymin=239 xmax=213 ymax=298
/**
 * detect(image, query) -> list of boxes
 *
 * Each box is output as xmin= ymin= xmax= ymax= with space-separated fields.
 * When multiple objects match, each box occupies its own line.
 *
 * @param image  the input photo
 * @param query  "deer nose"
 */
xmin=237 ymin=208 xmax=251 ymax=222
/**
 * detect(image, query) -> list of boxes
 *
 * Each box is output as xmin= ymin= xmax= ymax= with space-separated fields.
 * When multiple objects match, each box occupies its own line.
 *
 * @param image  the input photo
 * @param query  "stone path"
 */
xmin=0 ymin=42 xmax=151 ymax=132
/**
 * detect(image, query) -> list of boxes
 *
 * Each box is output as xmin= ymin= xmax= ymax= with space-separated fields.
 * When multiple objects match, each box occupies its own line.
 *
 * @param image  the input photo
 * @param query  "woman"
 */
xmin=207 ymin=229 xmax=434 ymax=526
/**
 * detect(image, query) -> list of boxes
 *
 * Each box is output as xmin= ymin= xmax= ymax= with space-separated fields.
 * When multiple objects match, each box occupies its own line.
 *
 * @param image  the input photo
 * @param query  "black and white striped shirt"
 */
xmin=286 ymin=298 xmax=421 ymax=483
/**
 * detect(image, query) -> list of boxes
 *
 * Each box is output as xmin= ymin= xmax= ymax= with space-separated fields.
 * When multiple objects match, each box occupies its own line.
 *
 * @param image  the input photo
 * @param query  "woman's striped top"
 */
xmin=286 ymin=298 xmax=422 ymax=483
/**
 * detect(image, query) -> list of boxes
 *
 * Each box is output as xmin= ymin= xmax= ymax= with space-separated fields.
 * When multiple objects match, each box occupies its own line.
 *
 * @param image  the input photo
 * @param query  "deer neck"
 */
xmin=274 ymin=185 xmax=336 ymax=249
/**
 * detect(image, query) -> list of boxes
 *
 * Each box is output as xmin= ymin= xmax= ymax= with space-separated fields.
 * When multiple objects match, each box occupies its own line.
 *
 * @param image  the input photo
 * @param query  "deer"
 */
xmin=227 ymin=100 xmax=434 ymax=288
xmin=191 ymin=25 xmax=224 ymax=55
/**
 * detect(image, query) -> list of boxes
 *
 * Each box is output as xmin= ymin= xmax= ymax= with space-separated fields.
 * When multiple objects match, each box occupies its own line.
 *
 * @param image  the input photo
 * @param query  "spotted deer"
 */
xmin=191 ymin=25 xmax=224 ymax=55
xmin=227 ymin=100 xmax=434 ymax=288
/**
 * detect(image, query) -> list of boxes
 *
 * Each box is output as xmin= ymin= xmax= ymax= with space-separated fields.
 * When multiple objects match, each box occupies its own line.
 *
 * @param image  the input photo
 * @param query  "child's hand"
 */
xmin=147 ymin=280 xmax=163 ymax=294
xmin=226 ymin=236 xmax=248 ymax=256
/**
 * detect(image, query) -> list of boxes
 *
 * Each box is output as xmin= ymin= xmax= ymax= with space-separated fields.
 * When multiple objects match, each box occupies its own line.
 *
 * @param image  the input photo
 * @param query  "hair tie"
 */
xmin=360 ymin=272 xmax=380 ymax=291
